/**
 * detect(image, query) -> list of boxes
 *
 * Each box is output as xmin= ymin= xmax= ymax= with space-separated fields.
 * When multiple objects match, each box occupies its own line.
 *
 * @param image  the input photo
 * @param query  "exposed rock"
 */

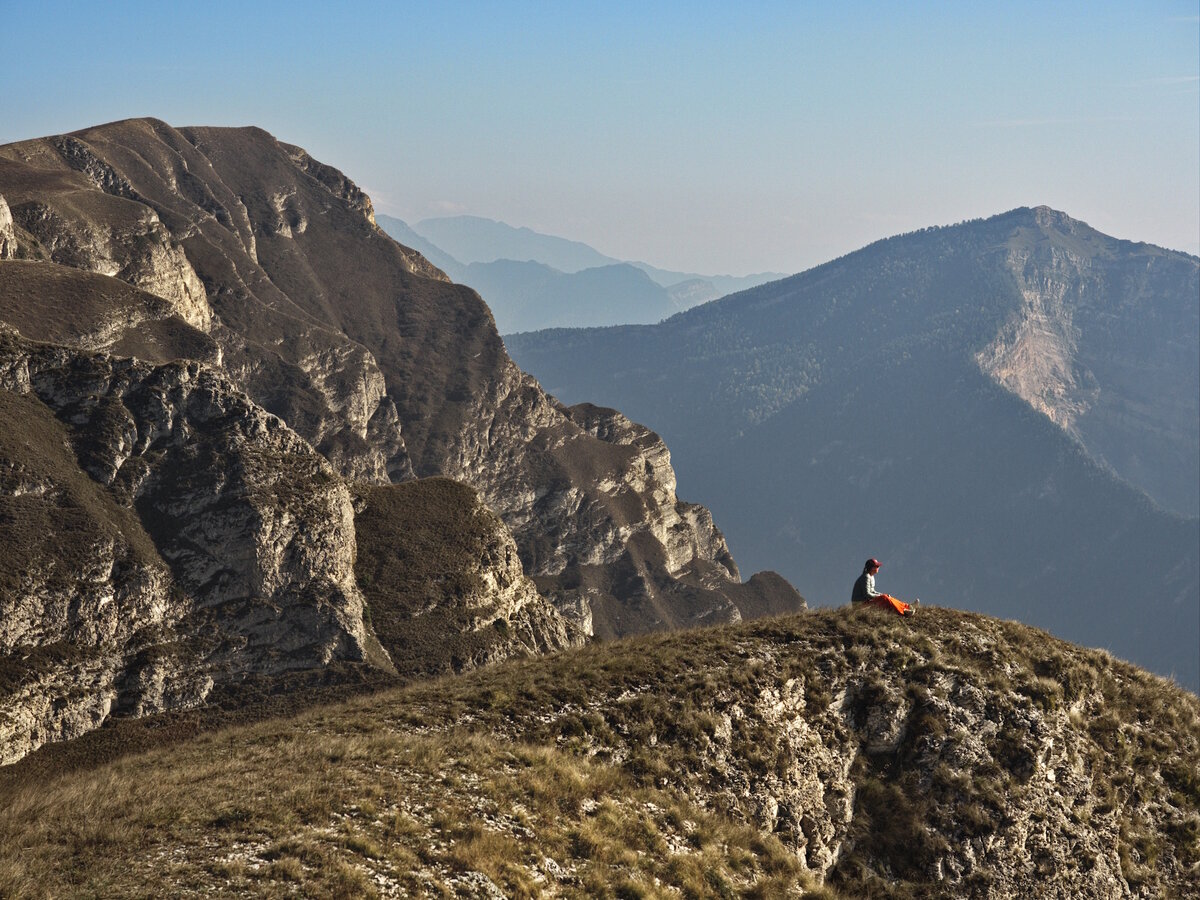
xmin=0 ymin=118 xmax=805 ymax=764
xmin=2 ymin=650 xmax=125 ymax=767
xmin=0 ymin=195 xmax=15 ymax=260
xmin=0 ymin=118 xmax=800 ymax=635
xmin=24 ymin=340 xmax=375 ymax=670
xmin=976 ymin=206 xmax=1200 ymax=517
xmin=7 ymin=175 xmax=212 ymax=331
xmin=0 ymin=329 xmax=385 ymax=762
xmin=399 ymin=605 xmax=1200 ymax=899
xmin=0 ymin=260 xmax=221 ymax=365
xmin=434 ymin=381 xmax=802 ymax=637
xmin=0 ymin=371 xmax=196 ymax=765
xmin=1 ymin=593 xmax=1195 ymax=898
xmin=563 ymin=402 xmax=739 ymax=580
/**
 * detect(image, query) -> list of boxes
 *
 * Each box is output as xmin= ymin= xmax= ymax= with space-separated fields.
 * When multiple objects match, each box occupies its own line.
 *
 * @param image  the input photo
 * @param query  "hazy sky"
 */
xmin=4 ymin=1 xmax=1198 ymax=275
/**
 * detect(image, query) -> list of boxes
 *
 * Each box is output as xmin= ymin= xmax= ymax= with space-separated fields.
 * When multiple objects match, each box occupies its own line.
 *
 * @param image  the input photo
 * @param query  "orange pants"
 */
xmin=866 ymin=595 xmax=912 ymax=616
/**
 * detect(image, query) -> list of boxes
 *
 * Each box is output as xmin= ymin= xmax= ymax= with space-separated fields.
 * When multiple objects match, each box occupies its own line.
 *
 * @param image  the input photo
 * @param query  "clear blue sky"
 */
xmin=4 ymin=1 xmax=1197 ymax=275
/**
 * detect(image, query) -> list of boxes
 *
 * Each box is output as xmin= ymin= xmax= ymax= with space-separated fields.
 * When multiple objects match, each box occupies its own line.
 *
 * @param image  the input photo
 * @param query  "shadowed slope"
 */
xmin=354 ymin=478 xmax=584 ymax=677
xmin=507 ymin=209 xmax=1200 ymax=687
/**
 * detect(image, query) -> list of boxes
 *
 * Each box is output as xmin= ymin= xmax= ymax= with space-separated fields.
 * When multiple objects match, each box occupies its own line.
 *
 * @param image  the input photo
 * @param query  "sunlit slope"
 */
xmin=3 ymin=606 xmax=1196 ymax=899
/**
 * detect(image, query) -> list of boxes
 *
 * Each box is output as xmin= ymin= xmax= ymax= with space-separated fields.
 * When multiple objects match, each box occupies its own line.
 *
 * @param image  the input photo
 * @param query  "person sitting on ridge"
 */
xmin=851 ymin=558 xmax=918 ymax=617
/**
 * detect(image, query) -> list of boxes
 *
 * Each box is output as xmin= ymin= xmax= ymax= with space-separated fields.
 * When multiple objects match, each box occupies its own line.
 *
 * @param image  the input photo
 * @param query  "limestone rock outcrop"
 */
xmin=0 ymin=195 xmax=16 ymax=260
xmin=0 ymin=328 xmax=378 ymax=762
xmin=354 ymin=478 xmax=585 ymax=676
xmin=0 ymin=260 xmax=221 ymax=365
xmin=7 ymin=137 xmax=211 ymax=332
xmin=974 ymin=206 xmax=1200 ymax=517
xmin=0 ymin=118 xmax=804 ymax=763
xmin=0 ymin=117 xmax=800 ymax=639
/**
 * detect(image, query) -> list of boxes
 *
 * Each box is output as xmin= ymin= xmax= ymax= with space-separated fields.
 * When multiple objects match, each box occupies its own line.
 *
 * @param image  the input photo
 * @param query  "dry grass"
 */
xmin=0 ymin=706 xmax=809 ymax=898
xmin=353 ymin=478 xmax=528 ymax=678
xmin=2 ymin=605 xmax=1197 ymax=898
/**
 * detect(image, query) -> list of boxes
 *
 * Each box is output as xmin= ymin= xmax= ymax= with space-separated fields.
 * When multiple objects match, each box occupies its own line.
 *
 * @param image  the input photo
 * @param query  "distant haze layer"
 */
xmin=378 ymin=214 xmax=785 ymax=332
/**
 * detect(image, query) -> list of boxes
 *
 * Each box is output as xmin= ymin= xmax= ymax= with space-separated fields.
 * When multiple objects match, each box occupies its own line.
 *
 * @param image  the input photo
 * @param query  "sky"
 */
xmin=3 ymin=1 xmax=1197 ymax=275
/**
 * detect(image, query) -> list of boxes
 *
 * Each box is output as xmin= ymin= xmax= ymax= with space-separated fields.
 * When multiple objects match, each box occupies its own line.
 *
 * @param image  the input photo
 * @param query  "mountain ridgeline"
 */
xmin=507 ymin=208 xmax=1200 ymax=690
xmin=0 ymin=118 xmax=802 ymax=763
xmin=452 ymin=258 xmax=679 ymax=332
xmin=376 ymin=213 xmax=786 ymax=332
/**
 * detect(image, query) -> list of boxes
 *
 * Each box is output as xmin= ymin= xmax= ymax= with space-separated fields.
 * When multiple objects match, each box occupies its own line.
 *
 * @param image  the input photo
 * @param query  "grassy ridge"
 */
xmin=0 ymin=700 xmax=810 ymax=898
xmin=1 ymin=606 xmax=1197 ymax=898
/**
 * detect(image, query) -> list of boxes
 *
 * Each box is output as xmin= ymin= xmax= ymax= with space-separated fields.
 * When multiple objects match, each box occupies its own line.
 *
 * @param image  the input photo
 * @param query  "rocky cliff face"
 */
xmin=0 ymin=119 xmax=802 ymax=763
xmin=0 ymin=259 xmax=221 ymax=366
xmin=0 ymin=195 xmax=16 ymax=260
xmin=0 ymin=327 xmax=382 ymax=763
xmin=7 ymin=137 xmax=212 ymax=332
xmin=0 ymin=118 xmax=799 ymax=637
xmin=976 ymin=206 xmax=1200 ymax=517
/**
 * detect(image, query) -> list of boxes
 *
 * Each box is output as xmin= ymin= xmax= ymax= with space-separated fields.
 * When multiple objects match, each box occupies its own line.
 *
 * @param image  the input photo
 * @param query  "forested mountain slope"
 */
xmin=507 ymin=209 xmax=1200 ymax=689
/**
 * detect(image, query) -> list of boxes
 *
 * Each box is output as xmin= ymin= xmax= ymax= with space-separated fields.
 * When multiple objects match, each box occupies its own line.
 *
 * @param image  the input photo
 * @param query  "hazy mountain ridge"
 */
xmin=2 ymin=607 xmax=1196 ymax=898
xmin=408 ymin=213 xmax=785 ymax=290
xmin=0 ymin=118 xmax=802 ymax=762
xmin=371 ymin=213 xmax=463 ymax=277
xmin=506 ymin=208 xmax=1200 ymax=689
xmin=377 ymin=213 xmax=787 ymax=330
xmin=458 ymin=259 xmax=678 ymax=332
xmin=413 ymin=214 xmax=617 ymax=274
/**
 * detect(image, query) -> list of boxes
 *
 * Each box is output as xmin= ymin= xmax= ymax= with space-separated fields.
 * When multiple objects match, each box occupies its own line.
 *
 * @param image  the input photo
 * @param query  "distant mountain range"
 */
xmin=457 ymin=260 xmax=680 ymax=333
xmin=507 ymin=208 xmax=1200 ymax=689
xmin=408 ymin=214 xmax=620 ymax=273
xmin=376 ymin=213 xmax=786 ymax=332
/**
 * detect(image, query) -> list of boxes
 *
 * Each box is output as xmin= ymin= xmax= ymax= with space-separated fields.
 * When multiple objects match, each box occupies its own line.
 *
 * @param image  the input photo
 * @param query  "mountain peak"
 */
xmin=0 ymin=118 xmax=804 ymax=763
xmin=507 ymin=208 xmax=1200 ymax=688
xmin=978 ymin=205 xmax=1088 ymax=235
xmin=1024 ymin=204 xmax=1087 ymax=232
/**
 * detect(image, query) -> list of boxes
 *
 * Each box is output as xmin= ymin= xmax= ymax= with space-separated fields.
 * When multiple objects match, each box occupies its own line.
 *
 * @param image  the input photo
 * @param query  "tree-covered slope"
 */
xmin=507 ymin=209 xmax=1200 ymax=688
